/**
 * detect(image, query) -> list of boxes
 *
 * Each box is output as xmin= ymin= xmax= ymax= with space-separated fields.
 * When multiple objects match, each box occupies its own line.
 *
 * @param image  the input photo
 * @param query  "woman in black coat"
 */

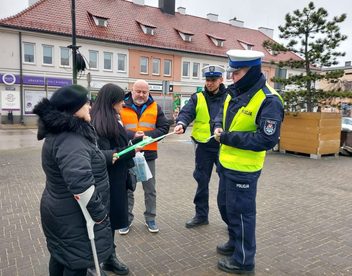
xmin=91 ymin=83 xmax=141 ymax=275
xmin=33 ymin=85 xmax=114 ymax=276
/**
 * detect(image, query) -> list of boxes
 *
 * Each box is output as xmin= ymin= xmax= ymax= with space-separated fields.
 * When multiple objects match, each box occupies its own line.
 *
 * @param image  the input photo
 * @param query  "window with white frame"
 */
xmin=152 ymin=58 xmax=160 ymax=75
xmin=42 ymin=45 xmax=53 ymax=65
xmin=208 ymin=36 xmax=225 ymax=47
xmin=202 ymin=63 xmax=209 ymax=78
xmin=182 ymin=61 xmax=190 ymax=77
xmin=178 ymin=31 xmax=193 ymax=42
xmin=140 ymin=24 xmax=155 ymax=35
xmin=23 ymin=42 xmax=35 ymax=63
xmin=92 ymin=15 xmax=108 ymax=27
xmin=89 ymin=50 xmax=99 ymax=69
xmin=117 ymin=53 xmax=126 ymax=72
xmin=239 ymin=41 xmax=254 ymax=50
xmin=192 ymin=62 xmax=200 ymax=78
xmin=140 ymin=57 xmax=148 ymax=74
xmin=164 ymin=59 xmax=172 ymax=76
xmin=60 ymin=47 xmax=70 ymax=66
xmin=103 ymin=52 xmax=112 ymax=70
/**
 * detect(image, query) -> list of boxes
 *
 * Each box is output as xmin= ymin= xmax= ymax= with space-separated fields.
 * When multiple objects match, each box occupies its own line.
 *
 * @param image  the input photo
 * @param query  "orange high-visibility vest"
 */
xmin=120 ymin=102 xmax=158 ymax=151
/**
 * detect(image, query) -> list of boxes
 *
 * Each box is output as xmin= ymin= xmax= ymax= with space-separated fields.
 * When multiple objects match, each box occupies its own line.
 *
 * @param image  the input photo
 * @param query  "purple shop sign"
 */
xmin=47 ymin=77 xmax=72 ymax=86
xmin=23 ymin=75 xmax=45 ymax=85
xmin=0 ymin=73 xmax=72 ymax=87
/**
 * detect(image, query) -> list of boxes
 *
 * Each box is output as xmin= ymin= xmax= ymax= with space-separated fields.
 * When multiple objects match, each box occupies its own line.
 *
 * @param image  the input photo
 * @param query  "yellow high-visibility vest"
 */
xmin=219 ymin=85 xmax=282 ymax=172
xmin=191 ymin=93 xmax=211 ymax=143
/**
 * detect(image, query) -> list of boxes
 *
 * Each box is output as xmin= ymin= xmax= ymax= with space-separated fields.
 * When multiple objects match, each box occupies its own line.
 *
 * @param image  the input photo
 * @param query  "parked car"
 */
xmin=340 ymin=117 xmax=352 ymax=156
xmin=341 ymin=117 xmax=352 ymax=131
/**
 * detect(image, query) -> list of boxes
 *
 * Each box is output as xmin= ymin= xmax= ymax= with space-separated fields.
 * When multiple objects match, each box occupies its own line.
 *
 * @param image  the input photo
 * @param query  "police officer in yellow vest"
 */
xmin=174 ymin=65 xmax=227 ymax=228
xmin=214 ymin=50 xmax=284 ymax=274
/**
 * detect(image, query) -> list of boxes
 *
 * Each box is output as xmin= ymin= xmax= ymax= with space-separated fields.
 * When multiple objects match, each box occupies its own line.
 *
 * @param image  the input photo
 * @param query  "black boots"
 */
xmin=185 ymin=216 xmax=209 ymax=228
xmin=102 ymin=252 xmax=129 ymax=275
xmin=216 ymin=241 xmax=235 ymax=256
xmin=218 ymin=256 xmax=255 ymax=274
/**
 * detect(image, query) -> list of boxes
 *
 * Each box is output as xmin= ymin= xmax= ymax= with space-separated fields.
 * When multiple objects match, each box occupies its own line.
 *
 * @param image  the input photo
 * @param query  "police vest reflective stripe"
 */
xmin=219 ymin=84 xmax=282 ymax=172
xmin=120 ymin=102 xmax=158 ymax=151
xmin=191 ymin=93 xmax=211 ymax=143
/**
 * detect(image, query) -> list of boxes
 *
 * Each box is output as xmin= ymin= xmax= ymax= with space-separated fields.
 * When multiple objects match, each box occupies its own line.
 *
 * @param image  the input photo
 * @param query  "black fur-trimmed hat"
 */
xmin=50 ymin=85 xmax=89 ymax=114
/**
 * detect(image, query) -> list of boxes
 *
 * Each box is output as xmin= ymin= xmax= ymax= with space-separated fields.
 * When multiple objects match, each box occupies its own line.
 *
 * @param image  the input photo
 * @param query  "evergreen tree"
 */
xmin=263 ymin=2 xmax=347 ymax=111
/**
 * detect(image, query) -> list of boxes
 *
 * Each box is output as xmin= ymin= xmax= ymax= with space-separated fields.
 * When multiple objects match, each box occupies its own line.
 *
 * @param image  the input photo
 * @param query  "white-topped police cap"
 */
xmin=202 ymin=65 xmax=225 ymax=78
xmin=226 ymin=50 xmax=265 ymax=72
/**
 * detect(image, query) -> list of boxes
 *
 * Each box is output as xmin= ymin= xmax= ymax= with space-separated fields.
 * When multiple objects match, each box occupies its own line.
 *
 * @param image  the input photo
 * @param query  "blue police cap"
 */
xmin=226 ymin=50 xmax=264 ymax=72
xmin=202 ymin=65 xmax=225 ymax=78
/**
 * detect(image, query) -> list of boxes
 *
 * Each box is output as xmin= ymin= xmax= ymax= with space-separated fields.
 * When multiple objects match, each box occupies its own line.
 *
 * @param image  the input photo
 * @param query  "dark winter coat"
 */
xmin=97 ymin=122 xmax=140 ymax=230
xmin=33 ymin=98 xmax=114 ymax=270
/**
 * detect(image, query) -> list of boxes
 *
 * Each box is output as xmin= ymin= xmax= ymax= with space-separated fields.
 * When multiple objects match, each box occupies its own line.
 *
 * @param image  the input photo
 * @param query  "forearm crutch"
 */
xmin=75 ymin=186 xmax=101 ymax=276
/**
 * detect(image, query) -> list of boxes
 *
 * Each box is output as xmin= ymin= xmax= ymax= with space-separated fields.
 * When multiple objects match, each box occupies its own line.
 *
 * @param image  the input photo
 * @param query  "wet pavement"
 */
xmin=0 ymin=129 xmax=42 ymax=151
xmin=0 ymin=128 xmax=351 ymax=275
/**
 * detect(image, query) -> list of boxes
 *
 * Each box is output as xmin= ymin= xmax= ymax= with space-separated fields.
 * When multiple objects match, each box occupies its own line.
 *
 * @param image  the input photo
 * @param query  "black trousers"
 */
xmin=49 ymin=256 xmax=87 ymax=276
xmin=193 ymin=145 xmax=219 ymax=218
xmin=217 ymin=167 xmax=261 ymax=268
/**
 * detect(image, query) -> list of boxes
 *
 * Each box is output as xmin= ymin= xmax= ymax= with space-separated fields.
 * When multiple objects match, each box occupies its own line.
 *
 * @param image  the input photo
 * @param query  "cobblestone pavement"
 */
xmin=0 ymin=129 xmax=351 ymax=276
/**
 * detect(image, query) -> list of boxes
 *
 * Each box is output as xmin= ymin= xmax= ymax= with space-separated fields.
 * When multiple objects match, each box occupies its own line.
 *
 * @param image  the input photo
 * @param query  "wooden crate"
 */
xmin=279 ymin=112 xmax=341 ymax=157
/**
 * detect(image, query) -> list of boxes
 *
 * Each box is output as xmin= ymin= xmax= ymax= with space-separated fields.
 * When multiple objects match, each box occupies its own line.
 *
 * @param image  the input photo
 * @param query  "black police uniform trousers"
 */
xmin=193 ymin=143 xmax=219 ymax=219
xmin=217 ymin=166 xmax=261 ymax=269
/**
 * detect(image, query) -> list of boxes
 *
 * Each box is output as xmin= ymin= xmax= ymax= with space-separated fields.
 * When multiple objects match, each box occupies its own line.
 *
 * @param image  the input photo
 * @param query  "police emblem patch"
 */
xmin=264 ymin=120 xmax=277 ymax=135
xmin=209 ymin=66 xmax=215 ymax=72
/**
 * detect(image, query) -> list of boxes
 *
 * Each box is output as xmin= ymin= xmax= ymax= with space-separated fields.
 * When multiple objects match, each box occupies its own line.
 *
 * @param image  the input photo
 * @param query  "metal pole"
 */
xmin=71 ymin=0 xmax=77 ymax=84
xmin=19 ymin=32 xmax=24 ymax=124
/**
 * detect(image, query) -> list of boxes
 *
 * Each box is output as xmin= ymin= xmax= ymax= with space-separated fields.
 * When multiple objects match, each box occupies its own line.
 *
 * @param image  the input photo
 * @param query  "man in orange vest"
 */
xmin=119 ymin=79 xmax=170 ymax=234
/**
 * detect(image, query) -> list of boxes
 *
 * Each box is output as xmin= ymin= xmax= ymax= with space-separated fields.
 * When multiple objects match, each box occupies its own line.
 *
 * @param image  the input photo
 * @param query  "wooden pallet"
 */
xmin=279 ymin=150 xmax=339 ymax=159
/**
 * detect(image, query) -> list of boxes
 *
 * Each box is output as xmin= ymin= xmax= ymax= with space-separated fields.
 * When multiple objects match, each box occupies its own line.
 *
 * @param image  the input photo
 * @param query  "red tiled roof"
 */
xmin=0 ymin=0 xmax=301 ymax=62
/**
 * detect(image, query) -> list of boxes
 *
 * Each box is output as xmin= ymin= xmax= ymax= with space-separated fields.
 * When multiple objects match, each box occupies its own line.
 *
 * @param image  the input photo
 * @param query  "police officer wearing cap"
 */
xmin=213 ymin=50 xmax=284 ymax=274
xmin=174 ymin=65 xmax=227 ymax=228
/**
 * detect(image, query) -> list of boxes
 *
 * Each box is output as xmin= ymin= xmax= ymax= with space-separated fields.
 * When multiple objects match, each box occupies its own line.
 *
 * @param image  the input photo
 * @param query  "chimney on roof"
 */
xmin=207 ymin=13 xmax=218 ymax=22
xmin=132 ymin=0 xmax=144 ymax=6
xmin=177 ymin=7 xmax=186 ymax=15
xmin=258 ymin=27 xmax=274 ymax=38
xmin=229 ymin=18 xmax=244 ymax=27
xmin=28 ymin=0 xmax=39 ymax=5
xmin=159 ymin=0 xmax=175 ymax=15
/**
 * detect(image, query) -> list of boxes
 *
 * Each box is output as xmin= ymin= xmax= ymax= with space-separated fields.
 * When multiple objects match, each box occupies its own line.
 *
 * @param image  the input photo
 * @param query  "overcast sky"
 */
xmin=1 ymin=0 xmax=351 ymax=65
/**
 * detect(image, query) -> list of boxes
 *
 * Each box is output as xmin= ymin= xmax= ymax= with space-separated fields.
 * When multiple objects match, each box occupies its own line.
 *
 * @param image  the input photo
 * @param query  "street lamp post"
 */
xmin=70 ymin=0 xmax=78 ymax=84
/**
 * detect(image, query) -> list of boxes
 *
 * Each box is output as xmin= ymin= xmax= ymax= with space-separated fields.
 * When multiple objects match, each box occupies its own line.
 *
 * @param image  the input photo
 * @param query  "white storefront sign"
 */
xmin=149 ymin=84 xmax=162 ymax=91
xmin=1 ymin=90 xmax=20 ymax=110
xmin=25 ymin=90 xmax=46 ymax=114
xmin=2 ymin=73 xmax=16 ymax=85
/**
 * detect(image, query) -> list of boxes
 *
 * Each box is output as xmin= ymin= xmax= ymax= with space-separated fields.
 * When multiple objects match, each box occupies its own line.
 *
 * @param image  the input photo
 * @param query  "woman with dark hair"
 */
xmin=33 ymin=85 xmax=113 ymax=276
xmin=91 ymin=83 xmax=141 ymax=275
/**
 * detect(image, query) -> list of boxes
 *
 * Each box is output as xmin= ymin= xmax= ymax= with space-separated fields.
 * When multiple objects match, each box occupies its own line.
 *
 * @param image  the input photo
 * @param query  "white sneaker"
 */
xmin=118 ymin=222 xmax=132 ymax=235
xmin=118 ymin=226 xmax=129 ymax=235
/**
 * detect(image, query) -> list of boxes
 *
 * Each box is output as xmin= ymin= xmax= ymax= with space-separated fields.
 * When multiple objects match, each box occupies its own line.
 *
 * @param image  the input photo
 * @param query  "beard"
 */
xmin=134 ymin=98 xmax=146 ymax=106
